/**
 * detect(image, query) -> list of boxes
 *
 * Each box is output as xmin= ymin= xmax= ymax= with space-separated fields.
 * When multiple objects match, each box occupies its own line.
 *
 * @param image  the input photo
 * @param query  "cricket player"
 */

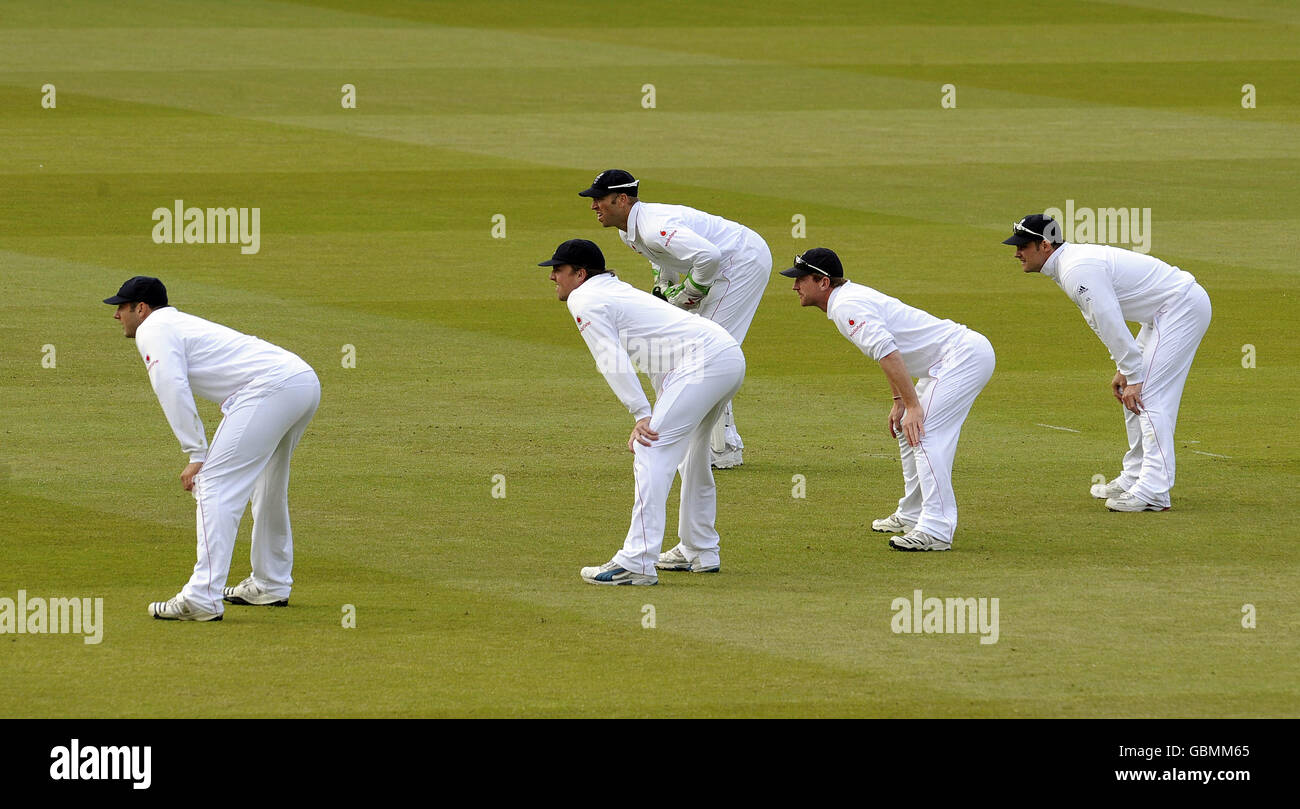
xmin=579 ymin=169 xmax=771 ymax=471
xmin=1005 ymin=214 xmax=1212 ymax=512
xmin=787 ymin=248 xmax=995 ymax=551
xmin=541 ymin=239 xmax=745 ymax=583
xmin=105 ymin=276 xmax=320 ymax=620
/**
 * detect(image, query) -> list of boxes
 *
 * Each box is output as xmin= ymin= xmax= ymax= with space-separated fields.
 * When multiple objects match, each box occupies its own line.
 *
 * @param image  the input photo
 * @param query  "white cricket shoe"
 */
xmin=871 ymin=512 xmax=916 ymax=534
xmin=148 ymin=593 xmax=222 ymax=622
xmin=223 ymin=576 xmax=290 ymax=606
xmin=1090 ymin=478 xmax=1128 ymax=499
xmin=1105 ymin=492 xmax=1170 ymax=512
xmin=711 ymin=447 xmax=743 ymax=469
xmin=889 ymin=530 xmax=951 ymax=552
xmin=580 ymin=561 xmax=658 ymax=586
xmin=655 ymin=545 xmax=720 ymax=573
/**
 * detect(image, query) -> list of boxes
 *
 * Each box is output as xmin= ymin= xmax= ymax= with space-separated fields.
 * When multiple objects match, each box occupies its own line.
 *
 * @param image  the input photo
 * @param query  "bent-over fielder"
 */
xmin=787 ymin=248 xmax=995 ymax=551
xmin=579 ymin=169 xmax=771 ymax=471
xmin=106 ymin=276 xmax=320 ymax=620
xmin=541 ymin=239 xmax=745 ymax=583
xmin=1005 ymin=214 xmax=1212 ymax=511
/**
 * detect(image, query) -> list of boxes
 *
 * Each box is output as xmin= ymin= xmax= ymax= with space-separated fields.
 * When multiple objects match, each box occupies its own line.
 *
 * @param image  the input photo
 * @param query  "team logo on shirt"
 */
xmin=1077 ymin=285 xmax=1088 ymax=295
xmin=144 ymin=354 xmax=158 ymax=371
xmin=661 ymin=229 xmax=677 ymax=247
xmin=575 ymin=316 xmax=590 ymax=334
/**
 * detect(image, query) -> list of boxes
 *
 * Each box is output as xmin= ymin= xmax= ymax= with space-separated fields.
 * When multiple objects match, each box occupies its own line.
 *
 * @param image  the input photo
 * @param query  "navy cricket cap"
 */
xmin=103 ymin=276 xmax=168 ymax=307
xmin=1003 ymin=214 xmax=1063 ymax=246
xmin=780 ymin=247 xmax=844 ymax=278
xmin=578 ymin=169 xmax=640 ymax=199
xmin=538 ymin=239 xmax=606 ymax=270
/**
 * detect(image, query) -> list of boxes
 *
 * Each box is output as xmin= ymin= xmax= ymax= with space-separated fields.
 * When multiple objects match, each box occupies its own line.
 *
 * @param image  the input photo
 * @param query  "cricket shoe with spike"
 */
xmin=1090 ymin=478 xmax=1128 ymax=499
xmin=580 ymin=560 xmax=658 ymax=586
xmin=1105 ymin=492 xmax=1171 ymax=512
xmin=871 ymin=512 xmax=916 ymax=534
xmin=655 ymin=545 xmax=720 ymax=573
xmin=889 ymin=530 xmax=952 ymax=552
xmin=223 ymin=576 xmax=290 ymax=606
xmin=711 ymin=447 xmax=743 ymax=469
xmin=148 ymin=593 xmax=223 ymax=621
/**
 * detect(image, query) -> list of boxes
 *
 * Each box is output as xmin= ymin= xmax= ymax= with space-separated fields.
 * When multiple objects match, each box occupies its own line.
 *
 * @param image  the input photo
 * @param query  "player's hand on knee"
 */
xmin=901 ymin=409 xmax=924 ymax=447
xmin=180 ymin=461 xmax=203 ymax=492
xmin=888 ymin=400 xmax=904 ymax=438
xmin=628 ymin=417 xmax=659 ymax=452
xmin=1120 ymin=382 xmax=1144 ymax=415
xmin=651 ymin=268 xmax=668 ymax=300
xmin=664 ymin=274 xmax=710 ymax=310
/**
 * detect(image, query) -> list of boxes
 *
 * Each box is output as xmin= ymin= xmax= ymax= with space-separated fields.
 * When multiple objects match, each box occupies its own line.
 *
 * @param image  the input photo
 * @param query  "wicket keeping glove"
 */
xmin=651 ymin=267 xmax=668 ymax=300
xmin=664 ymin=273 xmax=711 ymax=310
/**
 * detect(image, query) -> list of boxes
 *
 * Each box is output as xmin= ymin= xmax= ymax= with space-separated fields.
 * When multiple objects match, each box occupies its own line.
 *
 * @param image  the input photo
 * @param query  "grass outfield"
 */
xmin=0 ymin=0 xmax=1296 ymax=717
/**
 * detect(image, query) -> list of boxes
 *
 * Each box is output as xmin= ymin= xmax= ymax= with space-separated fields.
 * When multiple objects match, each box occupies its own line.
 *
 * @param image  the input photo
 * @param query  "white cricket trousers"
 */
xmin=183 ymin=370 xmax=320 ymax=613
xmin=696 ymin=235 xmax=771 ymax=451
xmin=614 ymin=347 xmax=746 ymax=575
xmin=893 ymin=330 xmax=995 ymax=545
xmin=1112 ymin=283 xmax=1212 ymax=508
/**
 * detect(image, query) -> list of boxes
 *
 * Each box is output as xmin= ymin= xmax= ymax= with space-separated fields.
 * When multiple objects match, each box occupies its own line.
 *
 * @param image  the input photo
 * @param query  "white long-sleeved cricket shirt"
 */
xmin=618 ymin=201 xmax=764 ymax=288
xmin=133 ymin=306 xmax=313 ymax=462
xmin=826 ymin=281 xmax=967 ymax=376
xmin=1041 ymin=243 xmax=1197 ymax=384
xmin=565 ymin=273 xmax=739 ymax=420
